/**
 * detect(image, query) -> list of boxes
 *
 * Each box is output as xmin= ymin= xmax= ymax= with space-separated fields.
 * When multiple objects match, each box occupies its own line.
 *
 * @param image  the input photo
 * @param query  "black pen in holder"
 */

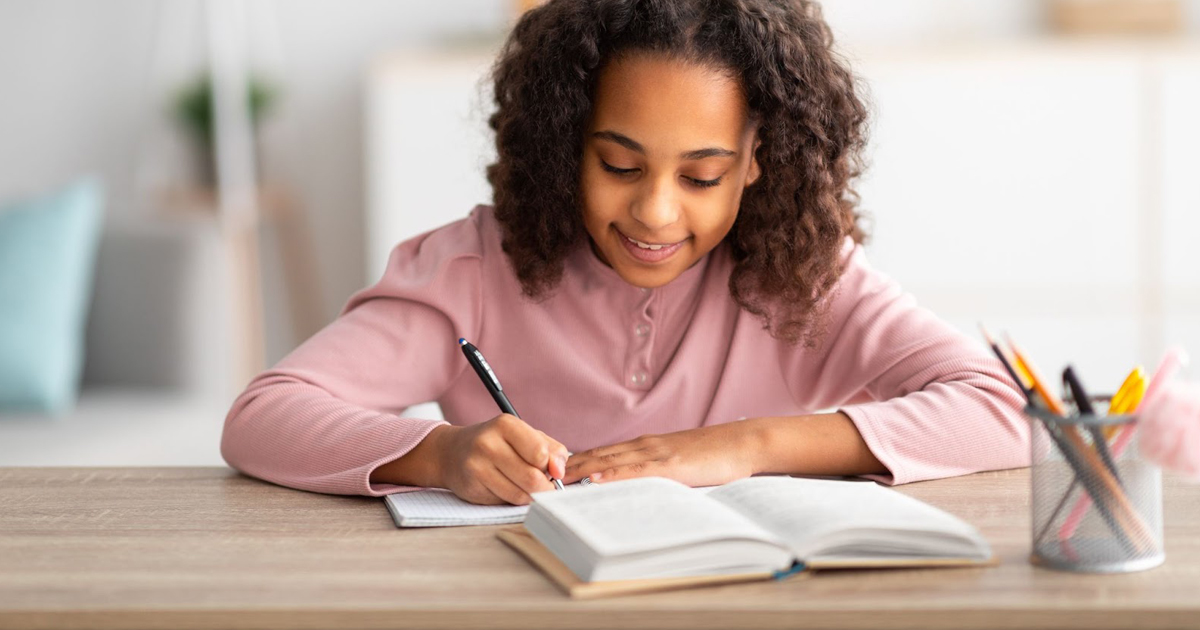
xmin=1026 ymin=403 xmax=1164 ymax=573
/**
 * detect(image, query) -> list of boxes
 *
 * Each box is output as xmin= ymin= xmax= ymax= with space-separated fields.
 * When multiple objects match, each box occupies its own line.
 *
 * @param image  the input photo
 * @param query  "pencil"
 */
xmin=1003 ymin=336 xmax=1067 ymax=415
xmin=1104 ymin=367 xmax=1145 ymax=440
xmin=978 ymin=324 xmax=1032 ymax=400
xmin=1006 ymin=338 xmax=1155 ymax=553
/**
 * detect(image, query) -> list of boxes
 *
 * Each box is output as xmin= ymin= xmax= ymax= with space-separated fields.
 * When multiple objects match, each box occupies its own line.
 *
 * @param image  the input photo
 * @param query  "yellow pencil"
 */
xmin=1105 ymin=367 xmax=1146 ymax=440
xmin=1108 ymin=367 xmax=1143 ymax=413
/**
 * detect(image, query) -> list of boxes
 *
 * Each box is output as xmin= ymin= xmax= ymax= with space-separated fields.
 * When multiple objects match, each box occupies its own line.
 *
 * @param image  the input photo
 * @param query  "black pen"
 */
xmin=1063 ymin=365 xmax=1123 ymax=485
xmin=458 ymin=338 xmax=564 ymax=490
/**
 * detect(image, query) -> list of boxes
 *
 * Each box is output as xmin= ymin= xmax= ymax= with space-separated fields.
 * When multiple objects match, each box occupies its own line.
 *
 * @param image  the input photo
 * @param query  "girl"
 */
xmin=222 ymin=0 xmax=1028 ymax=504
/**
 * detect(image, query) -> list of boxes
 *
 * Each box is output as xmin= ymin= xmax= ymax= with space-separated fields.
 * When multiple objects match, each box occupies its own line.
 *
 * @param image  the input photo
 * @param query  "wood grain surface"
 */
xmin=1 ymin=467 xmax=1197 ymax=630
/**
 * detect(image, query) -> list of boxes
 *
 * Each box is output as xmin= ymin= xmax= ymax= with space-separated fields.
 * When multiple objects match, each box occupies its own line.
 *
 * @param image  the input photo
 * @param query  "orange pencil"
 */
xmin=979 ymin=324 xmax=1032 ymax=396
xmin=1004 ymin=336 xmax=1067 ymax=416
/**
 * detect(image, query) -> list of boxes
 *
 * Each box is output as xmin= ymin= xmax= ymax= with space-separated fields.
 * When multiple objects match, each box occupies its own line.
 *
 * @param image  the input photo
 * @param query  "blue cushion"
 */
xmin=0 ymin=180 xmax=104 ymax=414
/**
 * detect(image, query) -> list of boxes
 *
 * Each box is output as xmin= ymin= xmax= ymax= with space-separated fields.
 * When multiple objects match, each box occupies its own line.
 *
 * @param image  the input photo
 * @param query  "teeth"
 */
xmin=628 ymin=235 xmax=666 ymax=250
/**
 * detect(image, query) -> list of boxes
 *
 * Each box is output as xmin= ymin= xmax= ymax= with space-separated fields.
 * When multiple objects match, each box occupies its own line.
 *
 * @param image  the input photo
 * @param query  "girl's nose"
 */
xmin=630 ymin=175 xmax=681 ymax=232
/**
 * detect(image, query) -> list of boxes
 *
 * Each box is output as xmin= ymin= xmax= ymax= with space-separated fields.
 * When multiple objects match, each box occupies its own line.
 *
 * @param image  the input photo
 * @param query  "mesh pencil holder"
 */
xmin=1027 ymin=405 xmax=1164 ymax=573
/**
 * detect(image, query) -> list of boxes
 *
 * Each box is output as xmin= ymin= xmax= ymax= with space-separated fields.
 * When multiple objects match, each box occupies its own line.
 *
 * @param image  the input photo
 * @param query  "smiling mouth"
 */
xmin=616 ymin=228 xmax=688 ymax=264
xmin=623 ymin=233 xmax=685 ymax=250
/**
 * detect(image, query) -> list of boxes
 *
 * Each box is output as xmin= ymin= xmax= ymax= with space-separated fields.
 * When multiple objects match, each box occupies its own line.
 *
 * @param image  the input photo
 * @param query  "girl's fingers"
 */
xmin=585 ymin=460 xmax=659 ymax=484
xmin=572 ymin=440 xmax=642 ymax=461
xmin=481 ymin=462 xmax=534 ymax=505
xmin=537 ymin=431 xmax=570 ymax=479
xmin=493 ymin=444 xmax=557 ymax=497
xmin=547 ymin=452 xmax=568 ymax=480
xmin=499 ymin=416 xmax=568 ymax=475
xmin=564 ymin=447 xmax=649 ymax=483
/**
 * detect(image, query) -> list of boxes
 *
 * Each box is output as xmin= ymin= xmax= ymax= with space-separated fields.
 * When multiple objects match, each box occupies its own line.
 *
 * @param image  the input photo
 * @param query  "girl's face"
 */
xmin=581 ymin=53 xmax=760 ymax=288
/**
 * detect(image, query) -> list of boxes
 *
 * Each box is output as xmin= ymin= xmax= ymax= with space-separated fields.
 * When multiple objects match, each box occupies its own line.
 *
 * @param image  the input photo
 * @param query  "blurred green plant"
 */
xmin=173 ymin=73 xmax=278 ymax=185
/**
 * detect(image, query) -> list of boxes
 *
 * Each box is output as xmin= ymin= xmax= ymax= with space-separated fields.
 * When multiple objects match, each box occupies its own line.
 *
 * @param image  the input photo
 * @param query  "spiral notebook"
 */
xmin=384 ymin=489 xmax=529 ymax=527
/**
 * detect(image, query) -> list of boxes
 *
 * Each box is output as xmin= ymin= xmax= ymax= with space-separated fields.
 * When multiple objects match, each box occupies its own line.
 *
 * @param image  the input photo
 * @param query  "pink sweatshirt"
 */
xmin=221 ymin=206 xmax=1030 ymax=496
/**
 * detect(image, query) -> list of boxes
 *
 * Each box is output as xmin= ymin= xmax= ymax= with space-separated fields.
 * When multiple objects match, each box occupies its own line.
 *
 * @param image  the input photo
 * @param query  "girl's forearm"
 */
xmin=744 ymin=412 xmax=886 ymax=478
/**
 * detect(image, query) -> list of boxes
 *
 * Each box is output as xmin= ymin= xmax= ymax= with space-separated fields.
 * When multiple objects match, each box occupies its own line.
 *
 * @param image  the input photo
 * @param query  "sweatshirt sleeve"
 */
xmin=220 ymin=212 xmax=486 ymax=496
xmin=789 ymin=240 xmax=1030 ymax=485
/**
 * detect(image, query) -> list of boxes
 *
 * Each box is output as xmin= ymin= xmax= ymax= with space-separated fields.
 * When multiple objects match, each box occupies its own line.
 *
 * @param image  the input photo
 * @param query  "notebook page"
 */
xmin=385 ymin=489 xmax=528 ymax=527
xmin=530 ymin=477 xmax=780 ymax=557
xmin=707 ymin=477 xmax=987 ymax=559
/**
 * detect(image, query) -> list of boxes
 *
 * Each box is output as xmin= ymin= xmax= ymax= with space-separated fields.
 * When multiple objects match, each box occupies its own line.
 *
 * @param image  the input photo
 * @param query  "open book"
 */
xmin=498 ymin=476 xmax=994 ymax=598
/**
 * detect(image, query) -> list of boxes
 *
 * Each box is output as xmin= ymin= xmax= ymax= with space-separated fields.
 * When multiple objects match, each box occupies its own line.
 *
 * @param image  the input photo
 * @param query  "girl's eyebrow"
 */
xmin=592 ymin=130 xmax=737 ymax=160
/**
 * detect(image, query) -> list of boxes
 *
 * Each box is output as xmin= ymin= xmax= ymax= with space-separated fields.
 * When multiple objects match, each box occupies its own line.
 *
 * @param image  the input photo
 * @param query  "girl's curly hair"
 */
xmin=487 ymin=0 xmax=869 ymax=345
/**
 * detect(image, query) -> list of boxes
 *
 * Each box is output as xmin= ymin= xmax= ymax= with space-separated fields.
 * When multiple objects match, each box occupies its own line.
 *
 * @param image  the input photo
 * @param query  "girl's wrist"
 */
xmin=372 ymin=424 xmax=456 ymax=488
xmin=744 ymin=412 xmax=885 ymax=478
xmin=416 ymin=424 xmax=455 ymax=488
xmin=746 ymin=414 xmax=830 ymax=477
xmin=739 ymin=416 xmax=777 ymax=477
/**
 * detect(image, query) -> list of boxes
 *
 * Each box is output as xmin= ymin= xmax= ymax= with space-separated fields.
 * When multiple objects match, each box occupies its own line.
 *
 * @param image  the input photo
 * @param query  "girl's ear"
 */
xmin=745 ymin=138 xmax=762 ymax=187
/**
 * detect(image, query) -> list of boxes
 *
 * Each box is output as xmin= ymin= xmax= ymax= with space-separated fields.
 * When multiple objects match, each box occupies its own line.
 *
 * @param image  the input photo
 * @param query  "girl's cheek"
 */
xmin=698 ymin=200 xmax=740 ymax=243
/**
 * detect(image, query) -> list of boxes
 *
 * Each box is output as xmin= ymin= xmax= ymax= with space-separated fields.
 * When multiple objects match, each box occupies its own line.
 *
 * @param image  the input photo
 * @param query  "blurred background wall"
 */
xmin=0 ymin=0 xmax=508 ymax=364
xmin=1 ymin=0 xmax=1198 ymax=465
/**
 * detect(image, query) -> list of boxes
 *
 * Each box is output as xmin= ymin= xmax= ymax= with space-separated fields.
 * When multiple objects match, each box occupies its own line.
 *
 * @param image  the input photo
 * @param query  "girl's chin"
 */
xmin=610 ymin=256 xmax=690 ymax=288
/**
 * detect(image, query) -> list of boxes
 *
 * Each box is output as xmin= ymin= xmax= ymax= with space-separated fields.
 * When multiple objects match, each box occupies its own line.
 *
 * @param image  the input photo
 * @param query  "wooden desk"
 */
xmin=1 ymin=467 xmax=1197 ymax=630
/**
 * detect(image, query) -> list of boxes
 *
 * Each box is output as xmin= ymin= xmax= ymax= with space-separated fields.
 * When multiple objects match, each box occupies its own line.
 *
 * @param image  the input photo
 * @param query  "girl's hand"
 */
xmin=562 ymin=421 xmax=762 ymax=488
xmin=431 ymin=414 xmax=569 ymax=506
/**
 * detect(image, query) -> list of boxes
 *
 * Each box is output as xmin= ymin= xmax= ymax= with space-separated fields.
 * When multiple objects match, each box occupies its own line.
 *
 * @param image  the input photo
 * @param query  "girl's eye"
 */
xmin=600 ymin=161 xmax=638 ymax=176
xmin=686 ymin=176 xmax=722 ymax=189
xmin=600 ymin=160 xmax=722 ymax=189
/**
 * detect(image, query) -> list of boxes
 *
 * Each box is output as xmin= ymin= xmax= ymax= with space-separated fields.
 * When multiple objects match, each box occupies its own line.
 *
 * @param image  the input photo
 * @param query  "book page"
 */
xmin=531 ymin=478 xmax=781 ymax=558
xmin=707 ymin=477 xmax=987 ymax=560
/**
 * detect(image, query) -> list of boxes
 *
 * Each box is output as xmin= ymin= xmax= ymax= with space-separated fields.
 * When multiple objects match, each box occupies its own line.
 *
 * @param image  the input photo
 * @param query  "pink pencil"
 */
xmin=1057 ymin=347 xmax=1189 ymax=541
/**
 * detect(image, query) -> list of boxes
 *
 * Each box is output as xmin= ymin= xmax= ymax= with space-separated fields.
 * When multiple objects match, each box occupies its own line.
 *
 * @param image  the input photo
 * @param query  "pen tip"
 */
xmin=458 ymin=338 xmax=467 ymax=346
